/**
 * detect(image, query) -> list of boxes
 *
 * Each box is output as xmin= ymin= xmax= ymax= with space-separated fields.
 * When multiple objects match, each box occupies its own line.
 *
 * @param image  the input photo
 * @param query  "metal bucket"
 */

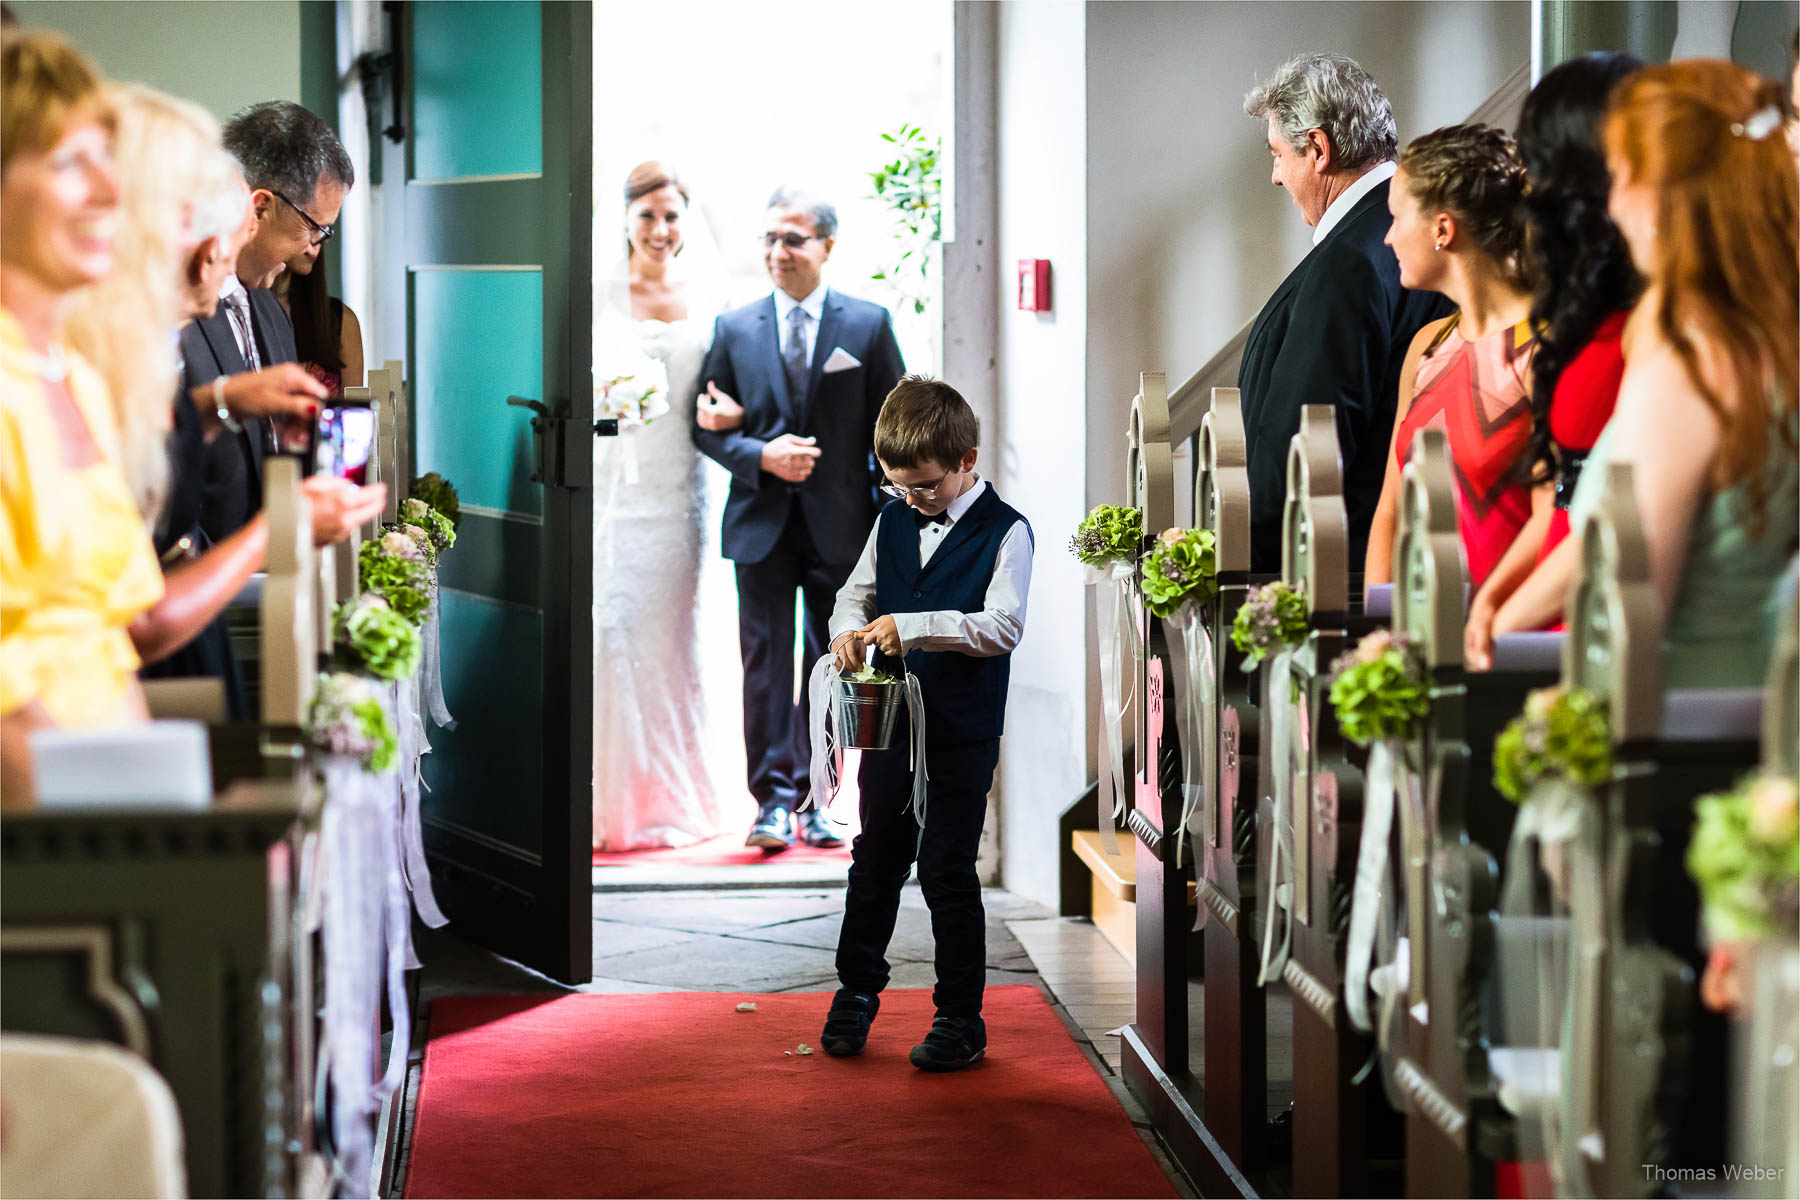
xmin=833 ymin=677 xmax=905 ymax=750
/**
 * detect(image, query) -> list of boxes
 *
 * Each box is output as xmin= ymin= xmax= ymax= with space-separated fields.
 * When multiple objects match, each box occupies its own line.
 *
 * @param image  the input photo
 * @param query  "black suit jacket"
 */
xmin=693 ymin=290 xmax=904 ymax=565
xmin=1236 ymin=180 xmax=1454 ymax=573
xmin=181 ymin=286 xmax=297 ymax=543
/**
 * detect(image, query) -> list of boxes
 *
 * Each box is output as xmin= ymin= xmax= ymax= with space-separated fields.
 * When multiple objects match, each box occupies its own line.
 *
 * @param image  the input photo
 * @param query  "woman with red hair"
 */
xmin=1566 ymin=59 xmax=1797 ymax=687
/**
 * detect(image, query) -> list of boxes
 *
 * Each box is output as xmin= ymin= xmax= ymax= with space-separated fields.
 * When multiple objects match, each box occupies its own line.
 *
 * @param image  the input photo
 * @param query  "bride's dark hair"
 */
xmin=1515 ymin=52 xmax=1643 ymax=485
xmin=623 ymin=161 xmax=688 ymax=256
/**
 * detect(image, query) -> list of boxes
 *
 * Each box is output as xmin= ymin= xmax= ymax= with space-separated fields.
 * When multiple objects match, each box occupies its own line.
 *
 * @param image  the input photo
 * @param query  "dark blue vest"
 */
xmin=872 ymin=485 xmax=1031 ymax=746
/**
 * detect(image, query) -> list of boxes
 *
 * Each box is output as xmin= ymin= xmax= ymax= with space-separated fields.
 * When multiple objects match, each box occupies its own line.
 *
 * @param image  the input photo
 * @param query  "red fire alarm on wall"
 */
xmin=1017 ymin=259 xmax=1052 ymax=312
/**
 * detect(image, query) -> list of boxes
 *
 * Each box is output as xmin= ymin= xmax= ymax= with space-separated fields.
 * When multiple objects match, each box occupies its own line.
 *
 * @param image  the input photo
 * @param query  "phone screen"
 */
xmin=316 ymin=403 xmax=375 ymax=483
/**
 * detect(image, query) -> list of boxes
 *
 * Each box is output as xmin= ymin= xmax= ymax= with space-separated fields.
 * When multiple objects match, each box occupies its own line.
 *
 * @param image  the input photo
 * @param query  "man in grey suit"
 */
xmin=694 ymin=188 xmax=905 ymax=851
xmin=192 ymin=100 xmax=353 ymax=543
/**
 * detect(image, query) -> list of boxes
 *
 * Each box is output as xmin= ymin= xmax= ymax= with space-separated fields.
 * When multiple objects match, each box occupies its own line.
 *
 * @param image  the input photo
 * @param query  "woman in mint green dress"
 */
xmin=1562 ymin=61 xmax=1798 ymax=689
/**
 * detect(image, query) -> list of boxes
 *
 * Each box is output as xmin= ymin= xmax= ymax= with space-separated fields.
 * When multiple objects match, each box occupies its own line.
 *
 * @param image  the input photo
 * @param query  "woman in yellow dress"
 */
xmin=0 ymin=32 xmax=164 ymax=804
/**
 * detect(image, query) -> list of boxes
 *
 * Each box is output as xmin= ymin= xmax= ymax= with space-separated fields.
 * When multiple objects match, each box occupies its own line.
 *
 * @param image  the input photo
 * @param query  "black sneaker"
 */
xmin=820 ymin=989 xmax=880 ymax=1057
xmin=909 ymin=1014 xmax=986 ymax=1071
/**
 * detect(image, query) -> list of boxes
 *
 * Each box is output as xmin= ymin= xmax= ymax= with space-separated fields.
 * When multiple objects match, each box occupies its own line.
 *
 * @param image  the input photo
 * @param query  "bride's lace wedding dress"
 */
xmin=592 ymin=311 xmax=745 ymax=850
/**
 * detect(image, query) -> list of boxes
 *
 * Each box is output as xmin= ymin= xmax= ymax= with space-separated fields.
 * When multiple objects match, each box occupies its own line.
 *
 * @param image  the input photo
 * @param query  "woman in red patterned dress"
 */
xmin=1364 ymin=124 xmax=1540 ymax=592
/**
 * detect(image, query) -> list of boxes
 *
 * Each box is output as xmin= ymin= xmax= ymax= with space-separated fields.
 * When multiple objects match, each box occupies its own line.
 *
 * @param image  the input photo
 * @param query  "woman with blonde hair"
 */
xmin=0 ymin=32 xmax=159 ymax=803
xmin=1565 ymin=59 xmax=1797 ymax=687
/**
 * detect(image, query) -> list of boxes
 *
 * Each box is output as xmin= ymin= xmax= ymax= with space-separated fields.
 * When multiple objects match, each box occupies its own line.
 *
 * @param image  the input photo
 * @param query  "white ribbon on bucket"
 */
xmin=804 ymin=654 xmax=929 ymax=833
xmin=1087 ymin=560 xmax=1138 ymax=856
xmin=1160 ymin=602 xmax=1216 ymax=874
xmin=1257 ymin=646 xmax=1298 ymax=986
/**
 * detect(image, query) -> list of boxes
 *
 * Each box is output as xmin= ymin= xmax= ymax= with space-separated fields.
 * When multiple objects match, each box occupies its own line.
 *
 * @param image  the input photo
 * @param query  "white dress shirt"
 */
xmin=830 ymin=476 xmax=1034 ymax=657
xmin=1311 ymin=160 xmax=1397 ymax=246
xmin=772 ymin=283 xmax=827 ymax=369
xmin=219 ymin=274 xmax=262 ymax=369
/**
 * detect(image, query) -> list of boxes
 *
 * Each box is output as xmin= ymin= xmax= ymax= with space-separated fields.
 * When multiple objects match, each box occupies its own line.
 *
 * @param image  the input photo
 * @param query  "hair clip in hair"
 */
xmin=1730 ymin=105 xmax=1782 ymax=141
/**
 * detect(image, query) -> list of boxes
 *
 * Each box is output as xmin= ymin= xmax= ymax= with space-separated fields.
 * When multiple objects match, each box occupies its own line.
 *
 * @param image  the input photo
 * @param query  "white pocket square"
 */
xmin=822 ymin=347 xmax=862 ymax=374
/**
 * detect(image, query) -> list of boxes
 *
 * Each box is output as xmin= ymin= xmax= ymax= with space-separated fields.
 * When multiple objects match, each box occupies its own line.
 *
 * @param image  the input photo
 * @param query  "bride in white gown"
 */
xmin=592 ymin=162 xmax=747 ymax=850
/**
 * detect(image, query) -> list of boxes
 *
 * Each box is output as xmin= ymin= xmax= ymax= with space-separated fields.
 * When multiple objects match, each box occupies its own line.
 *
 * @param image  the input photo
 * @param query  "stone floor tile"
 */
xmin=591 ymin=921 xmax=708 ymax=961
xmin=590 ymin=931 xmax=840 ymax=991
xmin=591 ymin=888 xmax=847 ymax=935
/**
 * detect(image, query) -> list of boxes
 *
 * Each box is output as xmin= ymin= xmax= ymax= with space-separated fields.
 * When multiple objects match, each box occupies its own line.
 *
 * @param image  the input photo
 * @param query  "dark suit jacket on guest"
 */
xmin=693 ymin=290 xmax=904 ymax=566
xmin=182 ymin=286 xmax=297 ymax=544
xmin=1236 ymin=179 xmax=1454 ymax=574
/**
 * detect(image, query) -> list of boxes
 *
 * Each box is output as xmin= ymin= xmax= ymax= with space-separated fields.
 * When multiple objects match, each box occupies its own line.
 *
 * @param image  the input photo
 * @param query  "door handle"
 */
xmin=508 ymin=395 xmax=566 ymax=487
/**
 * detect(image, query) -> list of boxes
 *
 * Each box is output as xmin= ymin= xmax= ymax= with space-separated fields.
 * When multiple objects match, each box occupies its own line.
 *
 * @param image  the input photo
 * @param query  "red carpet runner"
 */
xmin=404 ymin=986 xmax=1177 ymax=1199
xmin=592 ymin=834 xmax=852 ymax=870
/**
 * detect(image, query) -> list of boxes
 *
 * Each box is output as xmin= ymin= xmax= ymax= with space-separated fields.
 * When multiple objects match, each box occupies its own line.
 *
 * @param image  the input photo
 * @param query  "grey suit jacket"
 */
xmin=181 ymin=286 xmax=297 ymax=543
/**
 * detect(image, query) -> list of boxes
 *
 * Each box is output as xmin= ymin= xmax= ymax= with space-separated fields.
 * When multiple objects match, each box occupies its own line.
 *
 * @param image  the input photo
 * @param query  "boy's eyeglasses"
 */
xmin=762 ymin=231 xmax=819 ymax=250
xmin=273 ymin=190 xmax=334 ymax=245
xmin=879 ymin=470 xmax=951 ymax=501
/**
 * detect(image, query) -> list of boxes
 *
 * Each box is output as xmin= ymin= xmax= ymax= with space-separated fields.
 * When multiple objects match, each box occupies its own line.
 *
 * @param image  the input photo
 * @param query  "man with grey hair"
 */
xmin=189 ymin=100 xmax=353 ymax=546
xmin=1237 ymin=52 xmax=1452 ymax=572
xmin=694 ymin=185 xmax=905 ymax=851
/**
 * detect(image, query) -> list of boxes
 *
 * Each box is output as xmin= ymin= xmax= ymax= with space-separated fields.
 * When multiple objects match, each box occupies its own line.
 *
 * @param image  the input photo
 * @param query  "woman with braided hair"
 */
xmin=1364 ymin=123 xmax=1539 ymax=591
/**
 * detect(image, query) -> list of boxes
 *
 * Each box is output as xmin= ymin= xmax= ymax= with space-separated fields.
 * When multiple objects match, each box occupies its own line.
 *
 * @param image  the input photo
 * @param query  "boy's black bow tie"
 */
xmin=913 ymin=510 xmax=951 ymax=528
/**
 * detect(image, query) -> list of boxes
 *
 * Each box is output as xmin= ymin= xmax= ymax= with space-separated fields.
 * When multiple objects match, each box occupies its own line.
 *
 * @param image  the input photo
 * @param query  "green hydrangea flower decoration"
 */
xmin=358 ymin=538 xmax=432 ymax=626
xmin=411 ymin=472 xmax=461 ymax=530
xmin=401 ymin=497 xmax=456 ymax=554
xmin=1230 ymin=580 xmax=1308 ymax=667
xmin=1142 ymin=527 xmax=1219 ymax=618
xmin=1492 ymin=685 xmax=1612 ymax=804
xmin=1327 ymin=629 xmax=1430 ymax=746
xmin=306 ymin=671 xmax=398 ymax=772
xmin=1069 ymin=504 xmax=1144 ymax=567
xmin=1687 ymin=772 xmax=1800 ymax=942
xmin=332 ymin=594 xmax=422 ymax=681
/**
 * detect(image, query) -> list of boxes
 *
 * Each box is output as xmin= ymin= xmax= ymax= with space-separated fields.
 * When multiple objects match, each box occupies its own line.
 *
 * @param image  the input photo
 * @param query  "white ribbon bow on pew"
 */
xmin=1087 ymin=561 xmax=1140 ymax=856
xmin=1160 ymin=604 xmax=1216 ymax=876
xmin=1257 ymin=647 xmax=1298 ymax=985
xmin=421 ymin=568 xmax=455 ymax=729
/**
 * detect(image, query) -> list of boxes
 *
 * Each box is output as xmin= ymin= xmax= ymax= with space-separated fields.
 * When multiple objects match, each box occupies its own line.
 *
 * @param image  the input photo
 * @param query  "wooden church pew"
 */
xmin=1380 ymin=430 xmax=1561 ymax=1198
xmin=1194 ymin=387 xmax=1279 ymax=1188
xmin=1549 ymin=463 xmax=1763 ymax=1196
xmin=1117 ymin=372 xmax=1200 ymax=1138
xmin=1260 ymin=404 xmax=1402 ymax=1197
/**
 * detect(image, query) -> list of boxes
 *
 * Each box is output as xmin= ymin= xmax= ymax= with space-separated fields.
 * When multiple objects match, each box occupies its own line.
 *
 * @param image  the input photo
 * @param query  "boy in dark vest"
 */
xmin=819 ymin=375 xmax=1034 ymax=1071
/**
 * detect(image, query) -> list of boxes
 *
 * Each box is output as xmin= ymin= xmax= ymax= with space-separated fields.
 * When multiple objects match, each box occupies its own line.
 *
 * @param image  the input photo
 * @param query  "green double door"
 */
xmin=405 ymin=1 xmax=593 ymax=983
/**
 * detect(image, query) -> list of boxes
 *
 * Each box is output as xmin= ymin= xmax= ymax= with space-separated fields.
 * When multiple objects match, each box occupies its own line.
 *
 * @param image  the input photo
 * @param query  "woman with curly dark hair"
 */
xmin=1466 ymin=52 xmax=1642 ymax=667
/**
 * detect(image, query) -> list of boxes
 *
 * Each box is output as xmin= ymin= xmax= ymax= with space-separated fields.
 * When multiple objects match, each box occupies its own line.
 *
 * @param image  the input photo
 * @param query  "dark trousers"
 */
xmin=734 ymin=511 xmax=853 ymax=812
xmin=836 ymin=736 xmax=998 ymax=1019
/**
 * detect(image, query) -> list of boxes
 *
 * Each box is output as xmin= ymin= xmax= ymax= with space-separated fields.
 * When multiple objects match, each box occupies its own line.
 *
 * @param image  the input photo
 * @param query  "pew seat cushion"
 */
xmin=1490 ymin=632 xmax=1564 ymax=673
xmin=1660 ymin=687 xmax=1763 ymax=741
xmin=0 ymin=1033 xmax=186 ymax=1198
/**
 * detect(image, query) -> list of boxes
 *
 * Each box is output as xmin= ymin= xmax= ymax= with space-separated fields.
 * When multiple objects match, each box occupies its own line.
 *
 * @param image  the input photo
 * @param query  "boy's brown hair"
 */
xmin=873 ymin=374 xmax=980 ymax=470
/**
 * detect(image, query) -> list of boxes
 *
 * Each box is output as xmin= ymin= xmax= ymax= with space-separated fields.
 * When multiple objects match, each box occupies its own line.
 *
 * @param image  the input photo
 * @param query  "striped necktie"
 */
xmin=782 ymin=304 xmax=809 ymax=423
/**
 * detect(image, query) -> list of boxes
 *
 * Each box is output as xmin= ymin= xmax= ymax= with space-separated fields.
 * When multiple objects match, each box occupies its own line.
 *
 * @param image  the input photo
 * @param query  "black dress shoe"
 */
xmin=909 ymin=1015 xmax=986 ymax=1071
xmin=745 ymin=806 xmax=794 ymax=851
xmin=820 ymin=988 xmax=880 ymax=1057
xmin=796 ymin=807 xmax=844 ymax=848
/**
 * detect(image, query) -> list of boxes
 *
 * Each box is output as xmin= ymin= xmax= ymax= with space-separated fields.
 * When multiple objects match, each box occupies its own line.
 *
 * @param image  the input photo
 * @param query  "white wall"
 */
xmin=1084 ymin=0 xmax=1531 ymax=512
xmin=11 ymin=0 xmax=303 ymax=122
xmin=993 ymin=0 xmax=1090 ymax=907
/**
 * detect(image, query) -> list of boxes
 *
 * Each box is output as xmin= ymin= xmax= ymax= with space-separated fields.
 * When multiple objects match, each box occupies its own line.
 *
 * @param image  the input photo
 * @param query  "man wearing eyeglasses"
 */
xmin=694 ymin=186 xmax=905 ymax=852
xmin=186 ymin=100 xmax=352 ymax=546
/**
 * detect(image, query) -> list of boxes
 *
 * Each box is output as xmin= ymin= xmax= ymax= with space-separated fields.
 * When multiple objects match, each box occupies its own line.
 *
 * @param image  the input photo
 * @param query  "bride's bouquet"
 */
xmin=595 ymin=345 xmax=671 ymax=430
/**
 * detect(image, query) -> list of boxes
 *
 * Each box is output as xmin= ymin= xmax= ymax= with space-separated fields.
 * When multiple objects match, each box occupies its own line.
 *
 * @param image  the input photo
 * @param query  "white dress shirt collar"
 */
xmin=220 ymin=273 xmax=249 ymax=304
xmin=1312 ymin=160 xmax=1396 ymax=246
xmin=940 ymin=474 xmax=987 ymax=525
xmin=773 ymin=282 xmax=828 ymax=324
